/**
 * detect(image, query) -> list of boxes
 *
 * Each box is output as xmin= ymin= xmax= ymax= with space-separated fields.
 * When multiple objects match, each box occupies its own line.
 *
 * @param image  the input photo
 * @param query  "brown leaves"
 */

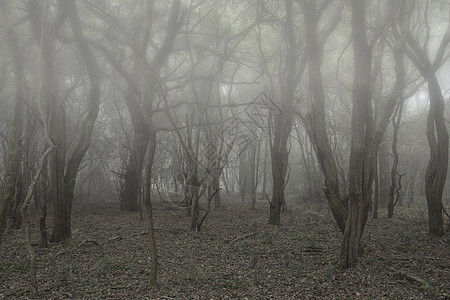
xmin=0 ymin=202 xmax=448 ymax=298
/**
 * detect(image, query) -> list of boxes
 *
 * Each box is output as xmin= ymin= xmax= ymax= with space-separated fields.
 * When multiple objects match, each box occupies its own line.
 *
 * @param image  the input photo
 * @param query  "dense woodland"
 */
xmin=0 ymin=0 xmax=449 ymax=298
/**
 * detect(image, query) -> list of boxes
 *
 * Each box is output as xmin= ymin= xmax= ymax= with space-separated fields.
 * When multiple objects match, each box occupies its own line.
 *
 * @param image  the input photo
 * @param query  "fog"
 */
xmin=0 ymin=0 xmax=449 ymax=297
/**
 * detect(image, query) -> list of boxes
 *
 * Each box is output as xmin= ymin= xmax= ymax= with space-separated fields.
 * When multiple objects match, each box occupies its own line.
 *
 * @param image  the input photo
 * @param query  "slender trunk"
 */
xmin=261 ymin=137 xmax=269 ymax=200
xmin=339 ymin=0 xmax=372 ymax=269
xmin=0 ymin=0 xmax=25 ymax=245
xmin=22 ymin=131 xmax=55 ymax=297
xmin=121 ymin=88 xmax=150 ymax=211
xmin=143 ymin=127 xmax=158 ymax=287
xmin=269 ymin=121 xmax=288 ymax=224
xmin=424 ymin=75 xmax=448 ymax=236
xmin=49 ymin=100 xmax=68 ymax=242
xmin=388 ymin=99 xmax=405 ymax=218
xmin=378 ymin=141 xmax=391 ymax=207
xmin=397 ymin=0 xmax=449 ymax=236
xmin=222 ymin=169 xmax=231 ymax=195
xmin=64 ymin=0 xmax=101 ymax=217
xmin=301 ymin=0 xmax=347 ymax=232
xmin=35 ymin=4 xmax=70 ymax=243
xmin=249 ymin=144 xmax=257 ymax=210
xmin=39 ymin=158 xmax=48 ymax=247
xmin=190 ymin=174 xmax=200 ymax=231
xmin=373 ymin=164 xmax=379 ymax=219
xmin=239 ymin=147 xmax=247 ymax=203
xmin=407 ymin=167 xmax=418 ymax=208
xmin=269 ymin=0 xmax=296 ymax=225
xmin=269 ymin=150 xmax=284 ymax=225
xmin=213 ymin=173 xmax=221 ymax=207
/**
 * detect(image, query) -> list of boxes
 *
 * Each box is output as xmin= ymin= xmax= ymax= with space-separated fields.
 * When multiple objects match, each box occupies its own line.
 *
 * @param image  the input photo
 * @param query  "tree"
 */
xmin=339 ymin=0 xmax=407 ymax=268
xmin=299 ymin=0 xmax=347 ymax=232
xmin=0 ymin=0 xmax=25 ymax=245
xmin=388 ymin=98 xmax=406 ymax=218
xmin=136 ymin=0 xmax=185 ymax=285
xmin=395 ymin=0 xmax=450 ymax=236
xmin=268 ymin=0 xmax=305 ymax=225
xmin=40 ymin=1 xmax=70 ymax=242
xmin=299 ymin=0 xmax=406 ymax=267
xmin=63 ymin=0 xmax=102 ymax=224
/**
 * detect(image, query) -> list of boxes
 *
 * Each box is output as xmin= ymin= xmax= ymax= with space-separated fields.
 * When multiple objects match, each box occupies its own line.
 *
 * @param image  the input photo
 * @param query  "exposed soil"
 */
xmin=1 ymin=199 xmax=449 ymax=299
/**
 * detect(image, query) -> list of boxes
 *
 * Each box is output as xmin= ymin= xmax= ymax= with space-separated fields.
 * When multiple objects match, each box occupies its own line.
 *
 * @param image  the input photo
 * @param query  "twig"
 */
xmin=130 ymin=231 xmax=148 ymax=237
xmin=101 ymin=236 xmax=123 ymax=244
xmin=443 ymin=206 xmax=450 ymax=220
xmin=266 ymin=195 xmax=274 ymax=209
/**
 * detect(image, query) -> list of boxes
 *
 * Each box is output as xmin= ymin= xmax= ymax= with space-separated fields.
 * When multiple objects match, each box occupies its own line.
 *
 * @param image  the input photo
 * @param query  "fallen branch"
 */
xmin=55 ymin=239 xmax=101 ymax=258
xmin=226 ymin=232 xmax=256 ymax=244
xmin=396 ymin=270 xmax=430 ymax=288
xmin=422 ymin=256 xmax=446 ymax=261
xmin=395 ymin=270 xmax=446 ymax=297
xmin=130 ymin=231 xmax=148 ymax=238
xmin=75 ymin=284 xmax=132 ymax=294
xmin=101 ymin=236 xmax=123 ymax=244
xmin=303 ymin=246 xmax=325 ymax=253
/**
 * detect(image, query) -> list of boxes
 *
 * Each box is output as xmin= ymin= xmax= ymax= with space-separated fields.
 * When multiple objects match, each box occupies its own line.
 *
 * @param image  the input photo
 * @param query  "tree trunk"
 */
xmin=301 ymin=0 xmax=347 ymax=232
xmin=396 ymin=0 xmax=449 ymax=236
xmin=424 ymin=75 xmax=448 ymax=236
xmin=261 ymin=137 xmax=269 ymax=200
xmin=269 ymin=140 xmax=286 ymax=225
xmin=388 ymin=101 xmax=404 ymax=218
xmin=120 ymin=88 xmax=150 ymax=211
xmin=32 ymin=3 xmax=70 ymax=243
xmin=339 ymin=0 xmax=372 ymax=268
xmin=0 ymin=0 xmax=25 ymax=244
xmin=249 ymin=143 xmax=257 ymax=210
xmin=239 ymin=146 xmax=247 ymax=203
xmin=64 ymin=0 xmax=101 ymax=215
xmin=143 ymin=127 xmax=158 ymax=287
xmin=269 ymin=0 xmax=296 ymax=225
xmin=190 ymin=174 xmax=200 ymax=231
xmin=378 ymin=140 xmax=391 ymax=207
xmin=49 ymin=97 xmax=69 ymax=242
xmin=39 ymin=157 xmax=48 ymax=247
xmin=120 ymin=0 xmax=182 ymax=211
xmin=407 ymin=167 xmax=418 ymax=208
xmin=373 ymin=164 xmax=379 ymax=219
xmin=213 ymin=173 xmax=221 ymax=208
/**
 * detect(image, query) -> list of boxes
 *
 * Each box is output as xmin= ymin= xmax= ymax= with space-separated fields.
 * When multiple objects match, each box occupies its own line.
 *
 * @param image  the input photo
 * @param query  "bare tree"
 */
xmin=0 ymin=0 xmax=25 ymax=245
xmin=299 ymin=0 xmax=347 ymax=232
xmin=63 ymin=0 xmax=102 ymax=221
xmin=268 ymin=0 xmax=306 ymax=225
xmin=395 ymin=0 xmax=450 ymax=236
xmin=300 ymin=0 xmax=406 ymax=267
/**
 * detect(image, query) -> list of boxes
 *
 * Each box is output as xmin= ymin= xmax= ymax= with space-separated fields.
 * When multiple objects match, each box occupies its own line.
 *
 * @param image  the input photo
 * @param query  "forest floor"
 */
xmin=1 ymin=197 xmax=449 ymax=299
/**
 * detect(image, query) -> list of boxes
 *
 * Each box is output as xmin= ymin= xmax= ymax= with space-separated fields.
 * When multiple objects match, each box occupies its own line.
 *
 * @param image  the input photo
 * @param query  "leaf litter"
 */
xmin=0 ymin=200 xmax=449 ymax=299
